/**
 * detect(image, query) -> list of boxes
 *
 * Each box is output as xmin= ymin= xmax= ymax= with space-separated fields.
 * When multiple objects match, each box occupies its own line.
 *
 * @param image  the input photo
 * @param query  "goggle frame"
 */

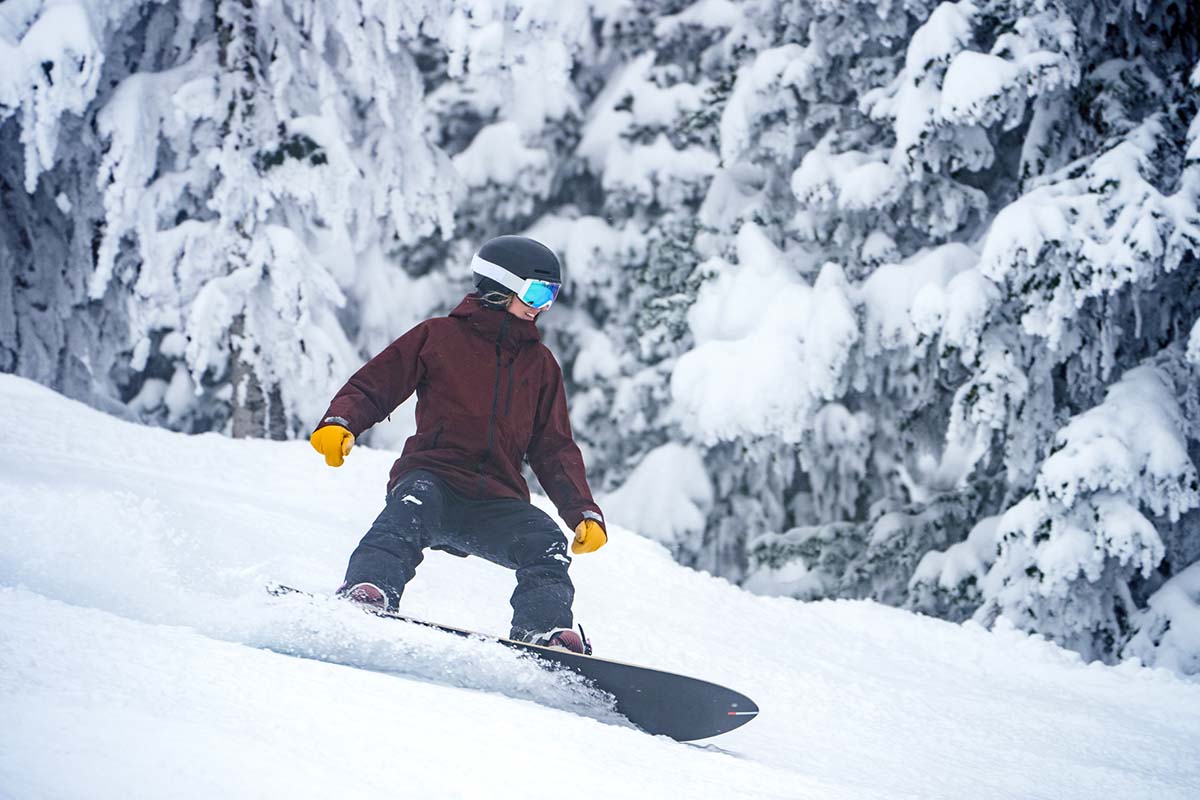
xmin=472 ymin=253 xmax=562 ymax=310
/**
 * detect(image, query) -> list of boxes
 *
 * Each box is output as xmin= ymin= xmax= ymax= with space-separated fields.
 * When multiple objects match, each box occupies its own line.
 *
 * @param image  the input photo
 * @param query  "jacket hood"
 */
xmin=449 ymin=294 xmax=541 ymax=348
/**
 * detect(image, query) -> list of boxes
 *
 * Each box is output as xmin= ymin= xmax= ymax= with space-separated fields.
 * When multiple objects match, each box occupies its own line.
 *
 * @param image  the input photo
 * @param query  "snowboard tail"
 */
xmin=267 ymin=583 xmax=758 ymax=741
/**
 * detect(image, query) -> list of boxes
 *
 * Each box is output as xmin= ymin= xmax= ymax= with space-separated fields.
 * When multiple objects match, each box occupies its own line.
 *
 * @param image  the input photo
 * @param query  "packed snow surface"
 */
xmin=1 ymin=375 xmax=1198 ymax=799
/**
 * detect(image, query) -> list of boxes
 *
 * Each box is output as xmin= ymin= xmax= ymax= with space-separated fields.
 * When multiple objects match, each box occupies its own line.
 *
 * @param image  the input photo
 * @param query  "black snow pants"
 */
xmin=343 ymin=470 xmax=574 ymax=640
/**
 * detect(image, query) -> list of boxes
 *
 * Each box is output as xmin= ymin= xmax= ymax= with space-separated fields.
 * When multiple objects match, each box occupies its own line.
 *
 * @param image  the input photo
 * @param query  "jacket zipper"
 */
xmin=475 ymin=315 xmax=511 ymax=493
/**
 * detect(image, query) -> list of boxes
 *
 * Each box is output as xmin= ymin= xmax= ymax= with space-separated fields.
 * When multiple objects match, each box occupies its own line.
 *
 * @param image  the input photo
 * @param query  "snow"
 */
xmin=977 ymin=360 xmax=1199 ymax=658
xmin=672 ymin=224 xmax=857 ymax=444
xmin=980 ymin=183 xmax=1071 ymax=275
xmin=1038 ymin=365 xmax=1198 ymax=523
xmin=452 ymin=121 xmax=551 ymax=189
xmin=599 ymin=443 xmax=713 ymax=548
xmin=627 ymin=77 xmax=707 ymax=130
xmin=526 ymin=213 xmax=646 ymax=299
xmin=742 ymin=556 xmax=829 ymax=601
xmin=1126 ymin=562 xmax=1200 ymax=675
xmin=0 ymin=0 xmax=106 ymax=191
xmin=654 ymin=0 xmax=742 ymax=38
xmin=905 ymin=1 xmax=976 ymax=76
xmin=791 ymin=145 xmax=872 ymax=209
xmin=570 ymin=328 xmax=622 ymax=383
xmin=911 ymin=515 xmax=1000 ymax=591
xmin=939 ymin=51 xmax=1020 ymax=123
xmin=601 ymin=134 xmax=718 ymax=205
xmin=720 ymin=44 xmax=808 ymax=164
xmin=858 ymin=242 xmax=979 ymax=357
xmin=937 ymin=266 xmax=999 ymax=364
xmin=837 ymin=161 xmax=905 ymax=211
xmin=3 ymin=374 xmax=1200 ymax=798
xmin=573 ymin=48 xmax=715 ymax=201
xmin=577 ymin=53 xmax=652 ymax=172
xmin=860 ymin=230 xmax=899 ymax=265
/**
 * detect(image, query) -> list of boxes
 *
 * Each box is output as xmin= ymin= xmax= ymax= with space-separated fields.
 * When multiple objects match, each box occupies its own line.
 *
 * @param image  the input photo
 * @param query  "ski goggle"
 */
xmin=517 ymin=279 xmax=561 ymax=309
xmin=471 ymin=254 xmax=563 ymax=310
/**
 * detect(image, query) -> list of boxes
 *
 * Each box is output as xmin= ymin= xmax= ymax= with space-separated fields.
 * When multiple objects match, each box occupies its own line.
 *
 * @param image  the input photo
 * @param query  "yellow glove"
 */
xmin=310 ymin=424 xmax=355 ymax=467
xmin=572 ymin=519 xmax=607 ymax=554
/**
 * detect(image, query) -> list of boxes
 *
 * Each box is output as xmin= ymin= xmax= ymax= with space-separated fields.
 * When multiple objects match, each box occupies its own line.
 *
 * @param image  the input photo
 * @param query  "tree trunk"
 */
xmin=229 ymin=314 xmax=286 ymax=440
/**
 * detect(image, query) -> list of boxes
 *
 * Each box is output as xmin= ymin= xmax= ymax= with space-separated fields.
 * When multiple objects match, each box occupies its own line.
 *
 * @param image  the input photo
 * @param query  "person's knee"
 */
xmin=389 ymin=471 xmax=444 ymax=509
xmin=510 ymin=530 xmax=572 ymax=571
xmin=380 ymin=473 xmax=445 ymax=534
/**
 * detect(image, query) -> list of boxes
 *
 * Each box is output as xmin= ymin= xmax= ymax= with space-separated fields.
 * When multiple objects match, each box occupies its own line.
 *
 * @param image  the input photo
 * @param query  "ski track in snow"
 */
xmin=1 ymin=374 xmax=1199 ymax=800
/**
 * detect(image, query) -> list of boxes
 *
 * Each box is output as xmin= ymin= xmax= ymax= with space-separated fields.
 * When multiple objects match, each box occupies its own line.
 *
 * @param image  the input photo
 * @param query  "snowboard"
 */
xmin=267 ymin=583 xmax=758 ymax=741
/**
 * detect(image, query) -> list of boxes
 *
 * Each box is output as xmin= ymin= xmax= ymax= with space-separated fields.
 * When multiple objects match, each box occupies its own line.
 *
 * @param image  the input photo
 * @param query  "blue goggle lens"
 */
xmin=521 ymin=281 xmax=561 ymax=309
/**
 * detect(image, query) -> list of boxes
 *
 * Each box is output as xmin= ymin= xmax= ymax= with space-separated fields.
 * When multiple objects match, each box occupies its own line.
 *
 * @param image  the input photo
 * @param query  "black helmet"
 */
xmin=472 ymin=235 xmax=562 ymax=291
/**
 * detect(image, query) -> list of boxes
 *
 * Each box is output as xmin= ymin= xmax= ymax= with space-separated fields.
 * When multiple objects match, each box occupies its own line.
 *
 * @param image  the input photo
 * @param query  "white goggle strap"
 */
xmin=471 ymin=254 xmax=528 ymax=296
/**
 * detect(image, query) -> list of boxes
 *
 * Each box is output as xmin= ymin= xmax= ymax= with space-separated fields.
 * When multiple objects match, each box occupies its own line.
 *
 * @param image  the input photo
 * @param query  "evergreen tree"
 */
xmin=737 ymin=0 xmax=1200 ymax=670
xmin=3 ymin=0 xmax=1200 ymax=672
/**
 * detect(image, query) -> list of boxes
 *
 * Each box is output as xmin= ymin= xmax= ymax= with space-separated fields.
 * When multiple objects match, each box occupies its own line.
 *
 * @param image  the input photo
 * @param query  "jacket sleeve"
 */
xmin=315 ymin=322 xmax=430 ymax=438
xmin=526 ymin=353 xmax=605 ymax=533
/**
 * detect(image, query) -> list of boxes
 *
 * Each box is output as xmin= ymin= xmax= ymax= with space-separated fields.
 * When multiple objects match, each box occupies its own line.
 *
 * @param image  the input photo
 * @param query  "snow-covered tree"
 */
xmin=518 ymin=2 xmax=738 ymax=511
xmin=1 ymin=0 xmax=145 ymax=419
xmin=735 ymin=0 xmax=1200 ymax=669
xmin=4 ymin=0 xmax=1200 ymax=673
xmin=976 ymin=359 xmax=1199 ymax=659
xmin=90 ymin=0 xmax=469 ymax=438
xmin=2 ymin=1 xmax=596 ymax=440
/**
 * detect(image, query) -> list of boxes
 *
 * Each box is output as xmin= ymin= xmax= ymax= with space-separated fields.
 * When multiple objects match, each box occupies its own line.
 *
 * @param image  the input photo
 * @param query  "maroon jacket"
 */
xmin=317 ymin=295 xmax=604 ymax=532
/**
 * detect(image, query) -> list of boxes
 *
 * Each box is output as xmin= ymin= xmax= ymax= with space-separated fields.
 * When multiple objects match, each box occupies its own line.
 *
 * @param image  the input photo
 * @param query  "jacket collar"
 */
xmin=449 ymin=294 xmax=541 ymax=349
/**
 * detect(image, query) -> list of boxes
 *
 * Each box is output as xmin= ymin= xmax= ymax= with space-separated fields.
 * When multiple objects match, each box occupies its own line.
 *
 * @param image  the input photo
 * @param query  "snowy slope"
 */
xmin=1 ymin=374 xmax=1198 ymax=800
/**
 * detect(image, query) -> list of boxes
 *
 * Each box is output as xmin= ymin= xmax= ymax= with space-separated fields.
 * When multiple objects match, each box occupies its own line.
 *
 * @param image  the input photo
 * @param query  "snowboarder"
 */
xmin=309 ymin=235 xmax=607 ymax=654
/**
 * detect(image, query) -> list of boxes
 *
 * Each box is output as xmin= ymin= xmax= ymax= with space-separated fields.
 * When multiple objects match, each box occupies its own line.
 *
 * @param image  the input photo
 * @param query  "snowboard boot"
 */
xmin=514 ymin=625 xmax=592 ymax=655
xmin=336 ymin=581 xmax=389 ymax=612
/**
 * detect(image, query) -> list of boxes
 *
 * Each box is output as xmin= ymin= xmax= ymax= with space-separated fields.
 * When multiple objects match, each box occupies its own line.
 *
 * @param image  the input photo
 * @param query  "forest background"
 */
xmin=3 ymin=0 xmax=1199 ymax=674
